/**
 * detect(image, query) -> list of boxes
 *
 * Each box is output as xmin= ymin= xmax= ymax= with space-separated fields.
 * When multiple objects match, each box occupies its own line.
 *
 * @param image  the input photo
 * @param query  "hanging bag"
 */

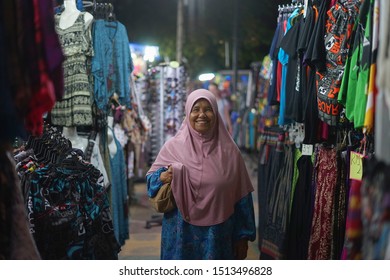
xmin=149 ymin=183 xmax=176 ymax=213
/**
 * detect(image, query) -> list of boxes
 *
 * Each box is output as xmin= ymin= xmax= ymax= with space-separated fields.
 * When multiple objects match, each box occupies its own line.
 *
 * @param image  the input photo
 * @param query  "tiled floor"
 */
xmin=119 ymin=152 xmax=260 ymax=260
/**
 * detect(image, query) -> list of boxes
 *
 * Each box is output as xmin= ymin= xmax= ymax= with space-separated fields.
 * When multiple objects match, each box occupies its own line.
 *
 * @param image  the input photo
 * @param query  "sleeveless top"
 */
xmin=51 ymin=12 xmax=94 ymax=127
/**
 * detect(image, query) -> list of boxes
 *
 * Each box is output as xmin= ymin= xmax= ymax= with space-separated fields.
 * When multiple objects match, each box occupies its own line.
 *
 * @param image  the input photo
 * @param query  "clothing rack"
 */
xmin=278 ymin=1 xmax=303 ymax=13
xmin=25 ymin=124 xmax=73 ymax=165
xmin=89 ymin=0 xmax=116 ymax=20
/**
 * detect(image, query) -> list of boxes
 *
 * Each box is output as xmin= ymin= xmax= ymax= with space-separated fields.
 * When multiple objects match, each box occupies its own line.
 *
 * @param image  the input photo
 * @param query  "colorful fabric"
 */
xmin=1 ymin=0 xmax=63 ymax=140
xmin=147 ymin=89 xmax=254 ymax=226
xmin=25 ymin=153 xmax=120 ymax=260
xmin=354 ymin=0 xmax=373 ymax=128
xmin=316 ymin=1 xmax=360 ymax=126
xmin=331 ymin=146 xmax=348 ymax=259
xmin=24 ymin=0 xmax=63 ymax=136
xmin=308 ymin=146 xmax=338 ymax=259
xmin=342 ymin=178 xmax=363 ymax=259
xmin=364 ymin=0 xmax=379 ymax=132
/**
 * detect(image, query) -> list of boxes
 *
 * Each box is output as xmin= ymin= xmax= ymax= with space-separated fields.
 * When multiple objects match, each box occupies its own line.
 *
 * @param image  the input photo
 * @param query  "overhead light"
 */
xmin=198 ymin=73 xmax=215 ymax=82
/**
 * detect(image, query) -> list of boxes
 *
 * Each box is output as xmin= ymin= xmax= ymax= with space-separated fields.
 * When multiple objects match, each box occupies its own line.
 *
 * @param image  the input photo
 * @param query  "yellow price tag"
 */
xmin=350 ymin=151 xmax=364 ymax=181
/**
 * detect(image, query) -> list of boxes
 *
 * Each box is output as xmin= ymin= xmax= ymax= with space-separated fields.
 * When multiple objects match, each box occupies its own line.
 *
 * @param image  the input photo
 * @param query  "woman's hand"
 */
xmin=159 ymin=165 xmax=173 ymax=184
xmin=233 ymin=239 xmax=248 ymax=260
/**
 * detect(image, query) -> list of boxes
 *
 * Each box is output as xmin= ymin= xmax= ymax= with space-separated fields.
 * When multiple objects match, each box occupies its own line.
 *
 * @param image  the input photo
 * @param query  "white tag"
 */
xmin=302 ymin=144 xmax=313 ymax=156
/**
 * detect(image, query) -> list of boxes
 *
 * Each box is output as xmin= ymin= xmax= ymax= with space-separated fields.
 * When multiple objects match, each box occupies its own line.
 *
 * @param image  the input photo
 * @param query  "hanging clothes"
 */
xmin=285 ymin=151 xmax=316 ymax=260
xmin=257 ymin=129 xmax=281 ymax=252
xmin=308 ymin=145 xmax=339 ymax=259
xmin=1 ymin=0 xmax=64 ymax=139
xmin=316 ymin=1 xmax=360 ymax=126
xmin=109 ymin=128 xmax=129 ymax=246
xmin=280 ymin=10 xmax=304 ymax=123
xmin=278 ymin=7 xmax=302 ymax=126
xmin=268 ymin=14 xmax=284 ymax=106
xmin=253 ymin=0 xmax=390 ymax=260
xmin=15 ymin=128 xmax=120 ymax=259
xmin=91 ymin=19 xmax=133 ymax=112
xmin=260 ymin=142 xmax=295 ymax=259
xmin=338 ymin=0 xmax=372 ymax=129
xmin=51 ymin=12 xmax=94 ymax=127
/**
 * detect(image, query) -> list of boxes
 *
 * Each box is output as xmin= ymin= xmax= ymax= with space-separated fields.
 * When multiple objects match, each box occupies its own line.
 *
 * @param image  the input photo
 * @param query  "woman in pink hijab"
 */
xmin=147 ymin=89 xmax=256 ymax=260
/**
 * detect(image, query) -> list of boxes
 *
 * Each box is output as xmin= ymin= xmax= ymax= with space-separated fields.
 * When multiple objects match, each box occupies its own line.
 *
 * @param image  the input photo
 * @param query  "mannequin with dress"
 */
xmin=60 ymin=0 xmax=93 ymax=29
xmin=51 ymin=0 xmax=95 ymax=127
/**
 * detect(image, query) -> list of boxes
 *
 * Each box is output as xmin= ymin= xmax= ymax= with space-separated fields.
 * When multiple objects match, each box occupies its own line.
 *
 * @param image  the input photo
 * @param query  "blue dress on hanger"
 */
xmin=109 ymin=130 xmax=129 ymax=246
xmin=91 ymin=20 xmax=133 ymax=112
xmin=147 ymin=168 xmax=256 ymax=260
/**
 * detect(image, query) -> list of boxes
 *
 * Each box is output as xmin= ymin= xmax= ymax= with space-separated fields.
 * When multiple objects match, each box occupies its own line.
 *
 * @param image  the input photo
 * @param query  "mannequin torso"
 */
xmin=59 ymin=0 xmax=93 ymax=29
xmin=62 ymin=126 xmax=88 ymax=152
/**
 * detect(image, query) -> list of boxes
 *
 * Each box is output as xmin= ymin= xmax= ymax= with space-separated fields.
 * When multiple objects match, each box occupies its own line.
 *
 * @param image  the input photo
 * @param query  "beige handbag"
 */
xmin=149 ymin=183 xmax=176 ymax=213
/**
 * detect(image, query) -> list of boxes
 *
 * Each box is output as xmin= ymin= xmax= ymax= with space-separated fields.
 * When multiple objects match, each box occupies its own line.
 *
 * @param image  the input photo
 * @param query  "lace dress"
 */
xmin=51 ymin=12 xmax=93 ymax=127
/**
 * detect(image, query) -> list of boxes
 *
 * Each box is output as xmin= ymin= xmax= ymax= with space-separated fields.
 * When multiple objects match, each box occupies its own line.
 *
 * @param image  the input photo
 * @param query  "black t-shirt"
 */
xmin=304 ymin=0 xmax=329 ymax=72
xmin=280 ymin=14 xmax=304 ymax=122
xmin=297 ymin=2 xmax=315 ymax=56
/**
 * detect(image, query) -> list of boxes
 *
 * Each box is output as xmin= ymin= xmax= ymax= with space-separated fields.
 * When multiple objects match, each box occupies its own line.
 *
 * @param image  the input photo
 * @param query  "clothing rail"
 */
xmin=278 ymin=2 xmax=303 ymax=12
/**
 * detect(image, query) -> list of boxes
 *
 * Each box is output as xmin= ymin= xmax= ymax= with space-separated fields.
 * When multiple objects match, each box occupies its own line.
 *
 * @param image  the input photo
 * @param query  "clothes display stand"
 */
xmin=253 ymin=0 xmax=390 ymax=260
xmin=134 ymin=64 xmax=187 ymax=228
xmin=146 ymin=64 xmax=187 ymax=164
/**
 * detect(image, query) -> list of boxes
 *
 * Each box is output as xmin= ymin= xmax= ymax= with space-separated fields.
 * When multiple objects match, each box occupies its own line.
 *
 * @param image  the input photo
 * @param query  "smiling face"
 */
xmin=189 ymin=98 xmax=216 ymax=134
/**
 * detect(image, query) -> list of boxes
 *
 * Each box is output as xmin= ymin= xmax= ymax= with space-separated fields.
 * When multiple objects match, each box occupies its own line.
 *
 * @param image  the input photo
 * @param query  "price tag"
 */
xmin=301 ymin=144 xmax=313 ymax=156
xmin=350 ymin=151 xmax=364 ymax=181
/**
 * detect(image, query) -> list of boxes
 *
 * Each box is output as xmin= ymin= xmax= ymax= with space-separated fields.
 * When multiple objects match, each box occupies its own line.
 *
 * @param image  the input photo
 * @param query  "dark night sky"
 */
xmin=112 ymin=0 xmax=291 ymax=77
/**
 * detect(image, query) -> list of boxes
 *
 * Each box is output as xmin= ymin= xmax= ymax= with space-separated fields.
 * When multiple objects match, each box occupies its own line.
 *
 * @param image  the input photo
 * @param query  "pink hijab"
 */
xmin=147 ymin=89 xmax=254 ymax=226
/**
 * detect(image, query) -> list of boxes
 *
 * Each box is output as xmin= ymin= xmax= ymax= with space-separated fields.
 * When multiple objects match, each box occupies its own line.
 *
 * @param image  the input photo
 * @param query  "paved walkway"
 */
xmin=119 ymin=152 xmax=260 ymax=260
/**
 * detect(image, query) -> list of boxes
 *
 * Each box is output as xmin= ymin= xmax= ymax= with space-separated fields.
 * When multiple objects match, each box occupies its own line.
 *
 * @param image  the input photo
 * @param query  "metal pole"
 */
xmin=225 ymin=41 xmax=230 ymax=69
xmin=232 ymin=0 xmax=239 ymax=95
xmin=176 ymin=0 xmax=184 ymax=63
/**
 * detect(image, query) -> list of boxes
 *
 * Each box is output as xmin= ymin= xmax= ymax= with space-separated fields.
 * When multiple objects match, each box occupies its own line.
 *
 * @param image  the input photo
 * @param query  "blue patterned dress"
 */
xmin=109 ymin=130 xmax=129 ymax=246
xmin=147 ymin=167 xmax=256 ymax=260
xmin=91 ymin=20 xmax=133 ymax=112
